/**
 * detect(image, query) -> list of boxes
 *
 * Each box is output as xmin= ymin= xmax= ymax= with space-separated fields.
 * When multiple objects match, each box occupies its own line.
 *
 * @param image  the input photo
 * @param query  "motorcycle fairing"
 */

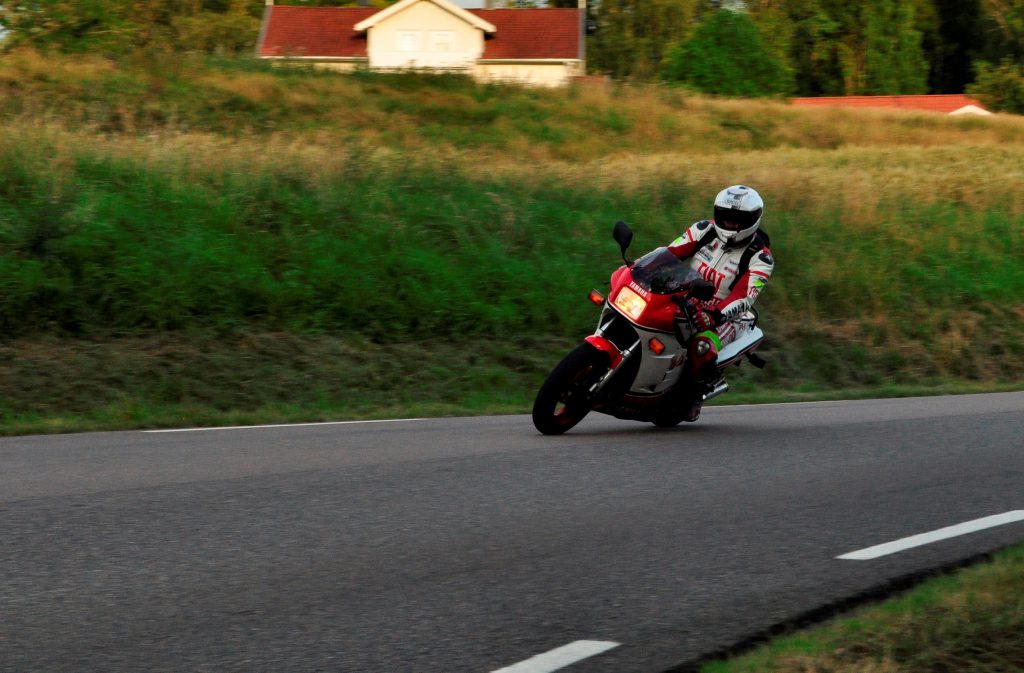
xmin=596 ymin=305 xmax=688 ymax=396
xmin=584 ymin=335 xmax=623 ymax=368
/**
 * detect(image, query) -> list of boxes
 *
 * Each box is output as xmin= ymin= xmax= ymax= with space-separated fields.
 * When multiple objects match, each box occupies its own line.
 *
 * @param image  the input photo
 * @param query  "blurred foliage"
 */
xmin=588 ymin=0 xmax=1024 ymax=96
xmin=862 ymin=0 xmax=929 ymax=94
xmin=978 ymin=0 xmax=1024 ymax=65
xmin=0 ymin=0 xmax=259 ymax=55
xmin=969 ymin=59 xmax=1024 ymax=113
xmin=0 ymin=0 xmax=398 ymax=56
xmin=662 ymin=9 xmax=793 ymax=97
xmin=588 ymin=0 xmax=709 ymax=80
xmin=2 ymin=0 xmax=1024 ymax=98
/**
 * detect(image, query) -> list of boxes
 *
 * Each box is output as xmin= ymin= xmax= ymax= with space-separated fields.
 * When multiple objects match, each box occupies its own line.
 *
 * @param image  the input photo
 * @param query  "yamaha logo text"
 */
xmin=628 ymin=282 xmax=650 ymax=299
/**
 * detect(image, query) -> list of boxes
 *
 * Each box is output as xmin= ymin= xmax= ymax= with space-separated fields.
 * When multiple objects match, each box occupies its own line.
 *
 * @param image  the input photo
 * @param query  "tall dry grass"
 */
xmin=3 ymin=48 xmax=1024 ymax=159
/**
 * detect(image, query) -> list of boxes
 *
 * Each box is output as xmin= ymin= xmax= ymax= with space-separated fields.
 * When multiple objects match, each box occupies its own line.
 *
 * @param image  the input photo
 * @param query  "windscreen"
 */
xmin=629 ymin=247 xmax=703 ymax=294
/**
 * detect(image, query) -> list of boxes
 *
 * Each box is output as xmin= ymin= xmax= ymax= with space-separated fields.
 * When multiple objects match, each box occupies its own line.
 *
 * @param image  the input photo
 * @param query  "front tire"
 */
xmin=532 ymin=344 xmax=609 ymax=435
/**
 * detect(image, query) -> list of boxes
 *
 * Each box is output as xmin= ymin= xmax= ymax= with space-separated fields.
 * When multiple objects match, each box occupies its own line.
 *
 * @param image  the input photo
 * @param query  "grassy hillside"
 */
xmin=4 ymin=48 xmax=1024 ymax=157
xmin=1 ymin=50 xmax=1023 ymax=432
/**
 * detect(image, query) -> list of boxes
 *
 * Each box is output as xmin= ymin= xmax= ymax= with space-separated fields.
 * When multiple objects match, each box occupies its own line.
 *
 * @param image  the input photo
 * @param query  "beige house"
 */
xmin=257 ymin=0 xmax=585 ymax=87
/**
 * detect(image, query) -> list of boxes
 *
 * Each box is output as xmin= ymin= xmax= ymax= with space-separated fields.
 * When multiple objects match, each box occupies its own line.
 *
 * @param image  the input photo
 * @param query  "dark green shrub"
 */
xmin=662 ymin=9 xmax=793 ymax=97
xmin=968 ymin=60 xmax=1024 ymax=114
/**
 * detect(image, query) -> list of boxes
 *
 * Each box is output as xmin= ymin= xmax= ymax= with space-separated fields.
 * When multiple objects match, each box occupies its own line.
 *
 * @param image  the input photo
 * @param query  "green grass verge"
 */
xmin=2 ymin=331 xmax=1021 ymax=436
xmin=700 ymin=543 xmax=1024 ymax=673
xmin=2 ymin=127 xmax=1023 ymax=374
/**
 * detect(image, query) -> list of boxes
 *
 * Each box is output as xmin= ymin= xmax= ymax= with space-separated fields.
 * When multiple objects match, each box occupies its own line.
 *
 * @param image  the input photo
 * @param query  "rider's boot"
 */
xmin=681 ymin=376 xmax=726 ymax=422
xmin=676 ymin=379 xmax=707 ymax=422
xmin=682 ymin=390 xmax=704 ymax=422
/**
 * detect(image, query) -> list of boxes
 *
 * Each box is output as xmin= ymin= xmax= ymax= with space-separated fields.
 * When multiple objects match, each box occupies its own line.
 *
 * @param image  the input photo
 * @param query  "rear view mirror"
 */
xmin=691 ymin=280 xmax=716 ymax=301
xmin=613 ymin=220 xmax=633 ymax=264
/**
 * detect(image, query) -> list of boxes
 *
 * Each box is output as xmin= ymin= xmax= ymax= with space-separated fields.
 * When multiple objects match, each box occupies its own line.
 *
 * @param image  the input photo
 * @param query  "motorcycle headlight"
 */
xmin=613 ymin=286 xmax=647 ymax=321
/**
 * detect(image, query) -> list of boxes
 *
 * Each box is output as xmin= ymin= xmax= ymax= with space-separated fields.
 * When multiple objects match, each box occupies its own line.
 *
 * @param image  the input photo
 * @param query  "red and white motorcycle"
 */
xmin=532 ymin=221 xmax=767 ymax=435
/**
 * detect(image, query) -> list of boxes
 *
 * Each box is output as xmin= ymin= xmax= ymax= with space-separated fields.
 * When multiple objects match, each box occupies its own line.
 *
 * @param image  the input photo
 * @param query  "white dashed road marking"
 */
xmin=490 ymin=641 xmax=620 ymax=673
xmin=838 ymin=510 xmax=1024 ymax=560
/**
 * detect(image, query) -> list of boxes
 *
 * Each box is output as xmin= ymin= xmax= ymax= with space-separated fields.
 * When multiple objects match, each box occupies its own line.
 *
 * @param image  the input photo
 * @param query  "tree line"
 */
xmin=1 ymin=0 xmax=1022 ymax=111
xmin=590 ymin=0 xmax=1024 ymax=110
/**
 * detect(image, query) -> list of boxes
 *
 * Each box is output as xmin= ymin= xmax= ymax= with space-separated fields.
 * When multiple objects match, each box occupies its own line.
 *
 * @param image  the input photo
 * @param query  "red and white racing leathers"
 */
xmin=667 ymin=219 xmax=774 ymax=349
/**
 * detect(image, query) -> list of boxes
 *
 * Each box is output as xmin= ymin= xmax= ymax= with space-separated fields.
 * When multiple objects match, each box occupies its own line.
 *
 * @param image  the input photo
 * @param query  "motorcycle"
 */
xmin=532 ymin=221 xmax=767 ymax=435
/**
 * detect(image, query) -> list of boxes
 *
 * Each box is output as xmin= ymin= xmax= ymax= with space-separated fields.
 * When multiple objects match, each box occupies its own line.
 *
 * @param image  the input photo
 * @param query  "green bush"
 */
xmin=662 ymin=9 xmax=793 ymax=97
xmin=968 ymin=60 xmax=1024 ymax=114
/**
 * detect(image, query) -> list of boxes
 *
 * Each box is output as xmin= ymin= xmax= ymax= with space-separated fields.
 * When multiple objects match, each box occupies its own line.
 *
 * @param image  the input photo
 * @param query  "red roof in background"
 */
xmin=790 ymin=95 xmax=988 ymax=114
xmin=469 ymin=9 xmax=579 ymax=59
xmin=260 ymin=6 xmax=376 ymax=57
xmin=258 ymin=5 xmax=580 ymax=60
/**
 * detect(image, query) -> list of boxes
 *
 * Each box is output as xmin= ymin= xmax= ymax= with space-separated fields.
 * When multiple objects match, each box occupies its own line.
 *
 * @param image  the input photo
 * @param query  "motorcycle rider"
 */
xmin=666 ymin=185 xmax=774 ymax=421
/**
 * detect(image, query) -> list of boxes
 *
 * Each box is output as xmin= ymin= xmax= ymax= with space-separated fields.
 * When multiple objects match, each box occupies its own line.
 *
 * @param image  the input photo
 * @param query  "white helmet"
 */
xmin=712 ymin=185 xmax=763 ymax=246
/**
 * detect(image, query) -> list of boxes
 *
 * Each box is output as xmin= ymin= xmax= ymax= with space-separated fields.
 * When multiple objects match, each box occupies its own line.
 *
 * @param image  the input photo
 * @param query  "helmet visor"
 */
xmin=714 ymin=206 xmax=761 ymax=232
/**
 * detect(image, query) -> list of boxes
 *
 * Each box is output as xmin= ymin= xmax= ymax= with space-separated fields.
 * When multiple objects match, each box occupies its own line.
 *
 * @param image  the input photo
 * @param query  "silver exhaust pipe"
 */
xmin=702 ymin=380 xmax=730 ymax=402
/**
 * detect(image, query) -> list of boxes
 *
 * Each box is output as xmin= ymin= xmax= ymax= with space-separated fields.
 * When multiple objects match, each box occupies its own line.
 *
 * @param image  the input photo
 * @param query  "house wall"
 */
xmin=368 ymin=3 xmax=484 ymax=69
xmin=474 ymin=61 xmax=583 ymax=88
xmin=266 ymin=58 xmax=582 ymax=88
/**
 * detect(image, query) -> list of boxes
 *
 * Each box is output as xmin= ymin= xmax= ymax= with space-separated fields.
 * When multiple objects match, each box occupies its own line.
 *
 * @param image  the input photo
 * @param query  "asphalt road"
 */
xmin=2 ymin=392 xmax=1023 ymax=673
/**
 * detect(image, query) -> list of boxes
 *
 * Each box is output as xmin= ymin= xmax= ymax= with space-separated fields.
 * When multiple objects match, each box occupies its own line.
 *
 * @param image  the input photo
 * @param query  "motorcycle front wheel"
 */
xmin=532 ymin=344 xmax=609 ymax=435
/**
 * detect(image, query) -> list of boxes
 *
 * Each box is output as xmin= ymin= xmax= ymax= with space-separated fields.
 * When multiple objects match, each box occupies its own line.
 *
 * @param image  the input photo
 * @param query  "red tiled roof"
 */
xmin=469 ymin=9 xmax=579 ymax=59
xmin=258 ymin=5 xmax=580 ymax=60
xmin=790 ymin=95 xmax=987 ymax=114
xmin=260 ymin=6 xmax=375 ymax=58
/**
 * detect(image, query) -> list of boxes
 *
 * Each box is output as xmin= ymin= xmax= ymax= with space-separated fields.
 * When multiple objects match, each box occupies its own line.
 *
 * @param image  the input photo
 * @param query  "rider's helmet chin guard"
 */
xmin=712 ymin=185 xmax=763 ymax=247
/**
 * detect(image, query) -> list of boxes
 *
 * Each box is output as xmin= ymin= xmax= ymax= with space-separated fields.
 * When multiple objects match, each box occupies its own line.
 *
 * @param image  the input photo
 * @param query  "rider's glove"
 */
xmin=691 ymin=308 xmax=717 ymax=332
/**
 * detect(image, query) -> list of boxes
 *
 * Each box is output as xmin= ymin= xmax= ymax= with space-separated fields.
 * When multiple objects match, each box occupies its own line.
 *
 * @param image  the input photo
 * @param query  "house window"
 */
xmin=429 ymin=31 xmax=455 ymax=52
xmin=397 ymin=31 xmax=422 ymax=52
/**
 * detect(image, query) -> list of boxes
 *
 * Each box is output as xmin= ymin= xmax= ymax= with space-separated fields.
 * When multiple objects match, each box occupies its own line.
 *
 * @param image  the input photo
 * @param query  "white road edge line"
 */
xmin=838 ymin=510 xmax=1024 ymax=560
xmin=142 ymin=418 xmax=426 ymax=433
xmin=490 ymin=641 xmax=620 ymax=673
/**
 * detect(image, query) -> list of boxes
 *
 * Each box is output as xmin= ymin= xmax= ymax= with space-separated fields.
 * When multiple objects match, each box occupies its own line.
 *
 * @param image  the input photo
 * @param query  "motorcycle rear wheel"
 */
xmin=532 ymin=344 xmax=609 ymax=435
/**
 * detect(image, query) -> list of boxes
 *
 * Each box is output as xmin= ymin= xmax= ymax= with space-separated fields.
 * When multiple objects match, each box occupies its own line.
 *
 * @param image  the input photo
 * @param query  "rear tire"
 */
xmin=532 ymin=344 xmax=609 ymax=435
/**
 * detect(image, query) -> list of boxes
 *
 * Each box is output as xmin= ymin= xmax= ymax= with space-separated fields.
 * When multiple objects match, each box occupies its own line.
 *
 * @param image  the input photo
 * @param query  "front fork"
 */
xmin=583 ymin=334 xmax=642 ymax=401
